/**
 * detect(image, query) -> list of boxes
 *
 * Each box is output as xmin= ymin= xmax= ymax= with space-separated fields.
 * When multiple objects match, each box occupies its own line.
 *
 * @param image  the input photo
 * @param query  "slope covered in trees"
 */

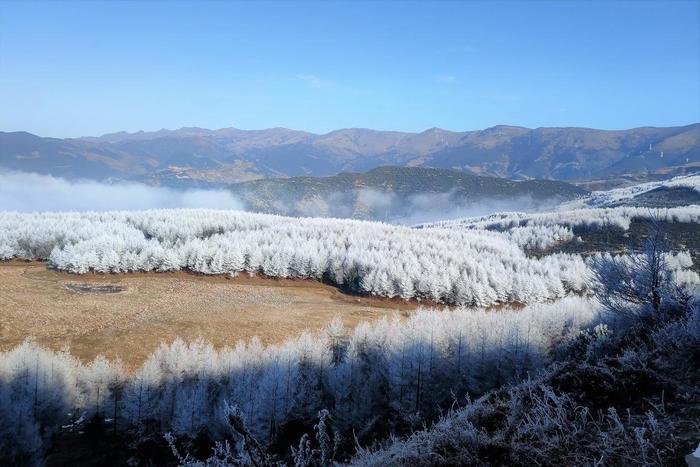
xmin=1 ymin=181 xmax=699 ymax=465
xmin=0 ymin=297 xmax=602 ymax=465
xmin=419 ymin=204 xmax=700 ymax=252
xmin=0 ymin=209 xmax=591 ymax=306
xmin=350 ymin=302 xmax=700 ymax=466
xmin=1 ymin=235 xmax=698 ymax=465
xmin=351 ymin=234 xmax=700 ymax=466
xmin=561 ymin=172 xmax=700 ymax=209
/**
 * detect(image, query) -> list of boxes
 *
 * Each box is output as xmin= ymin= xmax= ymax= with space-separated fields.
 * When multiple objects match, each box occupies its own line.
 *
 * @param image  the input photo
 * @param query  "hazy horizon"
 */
xmin=4 ymin=121 xmax=700 ymax=141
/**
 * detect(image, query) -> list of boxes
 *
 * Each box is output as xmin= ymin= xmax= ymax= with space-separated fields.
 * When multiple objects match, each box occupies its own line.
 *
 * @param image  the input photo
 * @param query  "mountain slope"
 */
xmin=1 ymin=124 xmax=698 ymax=185
xmin=228 ymin=166 xmax=588 ymax=221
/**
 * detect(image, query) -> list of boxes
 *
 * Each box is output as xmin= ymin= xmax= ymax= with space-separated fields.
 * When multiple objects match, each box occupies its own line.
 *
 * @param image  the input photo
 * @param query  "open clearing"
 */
xmin=0 ymin=261 xmax=420 ymax=370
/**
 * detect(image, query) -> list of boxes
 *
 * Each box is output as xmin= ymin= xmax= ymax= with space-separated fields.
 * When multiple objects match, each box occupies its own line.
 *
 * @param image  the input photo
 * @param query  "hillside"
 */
xmin=560 ymin=172 xmax=700 ymax=209
xmin=1 ymin=124 xmax=698 ymax=186
xmin=419 ymin=174 xmax=700 ymax=263
xmin=1 ymin=206 xmax=698 ymax=466
xmin=228 ymin=166 xmax=588 ymax=220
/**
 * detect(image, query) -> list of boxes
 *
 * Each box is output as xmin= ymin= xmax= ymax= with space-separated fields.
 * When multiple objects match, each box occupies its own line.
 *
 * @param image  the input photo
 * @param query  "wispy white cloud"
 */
xmin=296 ymin=73 xmax=323 ymax=88
xmin=435 ymin=74 xmax=456 ymax=85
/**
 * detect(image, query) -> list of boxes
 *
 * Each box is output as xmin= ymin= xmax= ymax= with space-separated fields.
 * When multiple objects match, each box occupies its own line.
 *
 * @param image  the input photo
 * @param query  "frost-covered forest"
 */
xmin=420 ymin=203 xmax=700 ymax=249
xmin=0 ymin=297 xmax=599 ymax=464
xmin=0 ymin=210 xmax=592 ymax=306
xmin=350 ymin=300 xmax=700 ymax=466
xmin=2 ymin=248 xmax=699 ymax=465
xmin=422 ymin=204 xmax=700 ymax=232
xmin=2 ymin=205 xmax=699 ymax=306
xmin=350 ymin=243 xmax=700 ymax=465
xmin=2 ymin=0 xmax=699 ymax=462
xmin=420 ymin=173 xmax=700 ymax=250
xmin=1 ymin=177 xmax=700 ymax=465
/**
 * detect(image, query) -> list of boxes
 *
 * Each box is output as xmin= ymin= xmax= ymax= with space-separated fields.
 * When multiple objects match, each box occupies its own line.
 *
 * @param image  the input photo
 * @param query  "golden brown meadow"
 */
xmin=0 ymin=261 xmax=421 ymax=370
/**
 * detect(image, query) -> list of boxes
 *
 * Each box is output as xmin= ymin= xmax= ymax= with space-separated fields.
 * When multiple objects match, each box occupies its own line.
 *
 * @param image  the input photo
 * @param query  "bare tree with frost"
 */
xmin=590 ymin=219 xmax=698 ymax=320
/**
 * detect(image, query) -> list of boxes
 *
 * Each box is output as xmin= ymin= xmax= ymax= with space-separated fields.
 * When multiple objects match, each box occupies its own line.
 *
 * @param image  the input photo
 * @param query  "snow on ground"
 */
xmin=562 ymin=172 xmax=700 ymax=209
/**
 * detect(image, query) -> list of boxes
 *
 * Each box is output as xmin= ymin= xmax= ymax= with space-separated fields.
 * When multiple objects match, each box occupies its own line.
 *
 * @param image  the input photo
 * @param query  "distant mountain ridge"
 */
xmin=1 ymin=123 xmax=698 ymax=186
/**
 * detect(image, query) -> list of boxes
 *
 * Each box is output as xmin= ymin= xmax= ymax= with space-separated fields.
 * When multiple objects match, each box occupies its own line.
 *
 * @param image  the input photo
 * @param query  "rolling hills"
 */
xmin=227 ymin=166 xmax=588 ymax=221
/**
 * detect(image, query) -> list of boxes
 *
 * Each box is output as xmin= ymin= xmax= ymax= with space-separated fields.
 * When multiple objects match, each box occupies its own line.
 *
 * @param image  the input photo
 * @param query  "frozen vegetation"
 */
xmin=0 ymin=297 xmax=602 ymax=465
xmin=1 ymin=232 xmax=698 ymax=465
xmin=350 ymin=252 xmax=700 ymax=466
xmin=420 ymin=204 xmax=700 ymax=250
xmin=0 ymin=209 xmax=591 ymax=306
xmin=349 ymin=303 xmax=700 ymax=467
xmin=419 ymin=173 xmax=700 ymax=252
xmin=1 ymin=179 xmax=699 ymax=465
xmin=562 ymin=172 xmax=700 ymax=209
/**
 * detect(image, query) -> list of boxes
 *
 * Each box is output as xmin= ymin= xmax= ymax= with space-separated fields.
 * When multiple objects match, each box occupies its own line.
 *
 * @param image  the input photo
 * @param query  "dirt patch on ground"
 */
xmin=64 ymin=283 xmax=127 ymax=294
xmin=0 ymin=262 xmax=425 ymax=370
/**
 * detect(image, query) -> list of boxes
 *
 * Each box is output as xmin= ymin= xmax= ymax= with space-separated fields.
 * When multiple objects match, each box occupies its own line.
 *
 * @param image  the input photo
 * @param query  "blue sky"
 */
xmin=1 ymin=1 xmax=698 ymax=137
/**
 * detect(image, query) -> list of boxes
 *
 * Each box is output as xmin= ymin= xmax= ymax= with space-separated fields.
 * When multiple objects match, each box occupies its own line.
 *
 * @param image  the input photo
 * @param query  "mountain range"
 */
xmin=1 ymin=124 xmax=698 ymax=187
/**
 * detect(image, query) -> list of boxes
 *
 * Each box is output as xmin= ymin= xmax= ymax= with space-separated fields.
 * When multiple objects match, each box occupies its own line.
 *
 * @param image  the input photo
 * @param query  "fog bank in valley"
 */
xmin=303 ymin=188 xmax=561 ymax=225
xmin=0 ymin=171 xmax=559 ymax=222
xmin=0 ymin=171 xmax=244 ymax=212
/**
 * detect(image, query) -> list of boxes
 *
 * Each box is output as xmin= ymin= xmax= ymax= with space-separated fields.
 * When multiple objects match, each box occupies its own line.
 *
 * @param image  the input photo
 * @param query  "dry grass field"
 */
xmin=0 ymin=261 xmax=421 ymax=370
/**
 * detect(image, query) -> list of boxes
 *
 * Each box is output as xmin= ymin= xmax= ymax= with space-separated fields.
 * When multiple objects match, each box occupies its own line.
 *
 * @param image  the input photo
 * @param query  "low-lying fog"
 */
xmin=0 ymin=171 xmax=244 ymax=212
xmin=304 ymin=188 xmax=558 ymax=225
xmin=0 ymin=171 xmax=554 ymax=223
